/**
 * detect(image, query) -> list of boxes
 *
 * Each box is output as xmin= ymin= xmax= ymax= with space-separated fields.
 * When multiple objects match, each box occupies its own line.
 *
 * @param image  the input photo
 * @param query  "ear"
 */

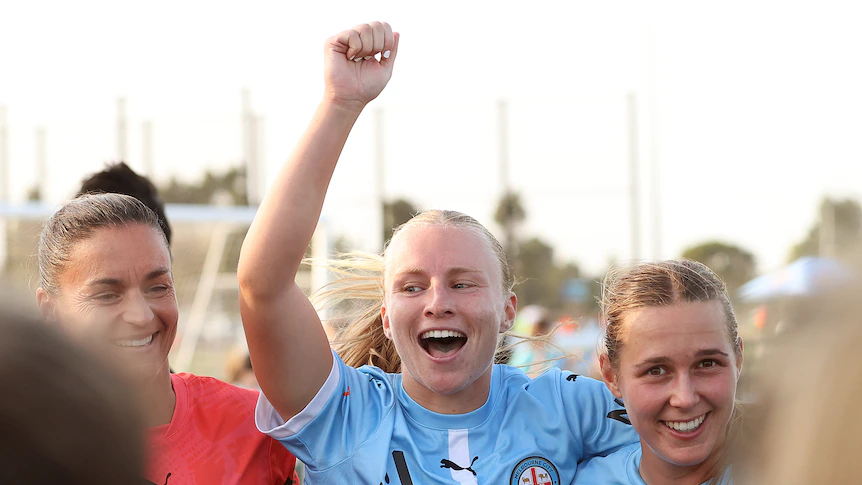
xmin=599 ymin=354 xmax=623 ymax=399
xmin=499 ymin=292 xmax=518 ymax=333
xmin=735 ymin=336 xmax=744 ymax=380
xmin=381 ymin=304 xmax=392 ymax=340
xmin=36 ymin=287 xmax=57 ymax=324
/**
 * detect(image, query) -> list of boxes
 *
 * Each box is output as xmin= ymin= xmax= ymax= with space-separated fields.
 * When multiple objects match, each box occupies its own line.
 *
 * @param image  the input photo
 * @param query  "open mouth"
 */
xmin=662 ymin=413 xmax=707 ymax=433
xmin=114 ymin=332 xmax=157 ymax=348
xmin=419 ymin=330 xmax=467 ymax=358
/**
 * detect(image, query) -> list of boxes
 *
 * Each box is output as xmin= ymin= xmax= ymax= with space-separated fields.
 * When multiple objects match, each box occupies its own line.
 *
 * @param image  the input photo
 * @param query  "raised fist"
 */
xmin=323 ymin=21 xmax=399 ymax=111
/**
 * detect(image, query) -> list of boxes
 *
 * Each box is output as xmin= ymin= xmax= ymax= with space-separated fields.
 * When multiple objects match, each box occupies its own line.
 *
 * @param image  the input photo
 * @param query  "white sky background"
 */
xmin=2 ymin=1 xmax=861 ymax=275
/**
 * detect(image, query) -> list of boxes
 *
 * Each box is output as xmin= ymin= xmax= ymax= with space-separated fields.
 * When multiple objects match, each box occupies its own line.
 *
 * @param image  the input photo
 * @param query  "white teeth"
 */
xmin=115 ymin=334 xmax=154 ymax=348
xmin=420 ymin=330 xmax=465 ymax=340
xmin=664 ymin=414 xmax=706 ymax=432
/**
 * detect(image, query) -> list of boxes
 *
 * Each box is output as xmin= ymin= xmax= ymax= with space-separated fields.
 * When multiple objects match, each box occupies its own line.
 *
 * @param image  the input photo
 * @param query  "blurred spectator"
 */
xmin=508 ymin=305 xmax=569 ymax=376
xmin=225 ymin=347 xmax=258 ymax=390
xmin=557 ymin=316 xmax=602 ymax=378
xmin=78 ymin=162 xmax=172 ymax=245
xmin=735 ymin=284 xmax=862 ymax=483
xmin=0 ymin=289 xmax=144 ymax=484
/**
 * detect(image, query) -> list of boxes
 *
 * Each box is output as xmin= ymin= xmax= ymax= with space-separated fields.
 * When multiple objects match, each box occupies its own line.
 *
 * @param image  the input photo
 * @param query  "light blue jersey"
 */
xmin=256 ymin=350 xmax=637 ymax=484
xmin=573 ymin=443 xmax=733 ymax=485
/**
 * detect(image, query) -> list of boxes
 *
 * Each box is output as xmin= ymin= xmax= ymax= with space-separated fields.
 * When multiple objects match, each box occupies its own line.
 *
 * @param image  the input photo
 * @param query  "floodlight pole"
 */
xmin=498 ymin=98 xmax=515 ymax=264
xmin=142 ymin=121 xmax=154 ymax=176
xmin=36 ymin=127 xmax=47 ymax=201
xmin=373 ymin=106 xmax=386 ymax=250
xmin=117 ymin=97 xmax=127 ymax=162
xmin=628 ymin=93 xmax=641 ymax=261
xmin=0 ymin=106 xmax=8 ymax=271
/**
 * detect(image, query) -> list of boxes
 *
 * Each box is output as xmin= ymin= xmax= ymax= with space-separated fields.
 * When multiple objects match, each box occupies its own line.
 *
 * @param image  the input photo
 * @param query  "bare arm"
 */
xmin=239 ymin=22 xmax=398 ymax=420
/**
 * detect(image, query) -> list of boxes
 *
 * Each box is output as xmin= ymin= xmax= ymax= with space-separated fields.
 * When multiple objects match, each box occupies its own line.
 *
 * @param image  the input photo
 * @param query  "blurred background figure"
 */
xmin=224 ymin=346 xmax=258 ymax=390
xmin=0 ymin=288 xmax=144 ymax=485
xmin=735 ymin=284 xmax=862 ymax=484
xmin=561 ymin=316 xmax=603 ymax=378
xmin=78 ymin=161 xmax=173 ymax=246
xmin=508 ymin=305 xmax=601 ymax=377
xmin=508 ymin=305 xmax=565 ymax=375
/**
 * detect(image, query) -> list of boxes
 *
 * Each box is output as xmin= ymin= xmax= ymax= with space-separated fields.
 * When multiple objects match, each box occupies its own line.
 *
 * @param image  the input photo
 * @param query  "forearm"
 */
xmin=238 ymin=20 xmax=396 ymax=420
xmin=239 ymin=99 xmax=364 ymax=296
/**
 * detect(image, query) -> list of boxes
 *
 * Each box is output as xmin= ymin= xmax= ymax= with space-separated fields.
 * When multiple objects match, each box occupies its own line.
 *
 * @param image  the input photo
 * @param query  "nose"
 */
xmin=668 ymin=373 xmax=700 ymax=409
xmin=122 ymin=291 xmax=155 ymax=327
xmin=424 ymin=283 xmax=454 ymax=318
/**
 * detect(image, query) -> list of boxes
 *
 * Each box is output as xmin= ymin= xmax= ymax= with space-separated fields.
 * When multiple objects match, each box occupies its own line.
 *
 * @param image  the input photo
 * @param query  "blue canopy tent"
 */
xmin=738 ymin=256 xmax=855 ymax=303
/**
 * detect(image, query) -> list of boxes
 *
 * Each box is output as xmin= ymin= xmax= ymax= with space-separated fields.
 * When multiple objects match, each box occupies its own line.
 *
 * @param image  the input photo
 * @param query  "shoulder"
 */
xmin=504 ymin=365 xmax=611 ymax=398
xmin=176 ymin=372 xmax=259 ymax=410
xmin=574 ymin=443 xmax=641 ymax=485
xmin=347 ymin=356 xmax=402 ymax=394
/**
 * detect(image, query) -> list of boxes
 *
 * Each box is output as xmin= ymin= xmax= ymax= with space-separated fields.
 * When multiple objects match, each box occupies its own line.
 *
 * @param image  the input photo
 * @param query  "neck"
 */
xmin=639 ymin=442 xmax=724 ymax=485
xmin=402 ymin=367 xmax=493 ymax=414
xmin=136 ymin=364 xmax=176 ymax=428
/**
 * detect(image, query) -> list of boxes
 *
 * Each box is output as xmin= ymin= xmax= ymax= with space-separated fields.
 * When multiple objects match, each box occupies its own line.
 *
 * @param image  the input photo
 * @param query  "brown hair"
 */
xmin=0 ymin=290 xmax=144 ymax=484
xmin=601 ymin=259 xmax=741 ymax=368
xmin=37 ymin=193 xmax=166 ymax=296
xmin=313 ymin=210 xmax=514 ymax=372
xmin=600 ymin=259 xmax=742 ymax=483
xmin=78 ymin=162 xmax=172 ymax=245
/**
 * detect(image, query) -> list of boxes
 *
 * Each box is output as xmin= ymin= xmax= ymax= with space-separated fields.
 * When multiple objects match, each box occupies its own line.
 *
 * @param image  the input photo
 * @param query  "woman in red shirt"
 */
xmin=35 ymin=193 xmax=298 ymax=485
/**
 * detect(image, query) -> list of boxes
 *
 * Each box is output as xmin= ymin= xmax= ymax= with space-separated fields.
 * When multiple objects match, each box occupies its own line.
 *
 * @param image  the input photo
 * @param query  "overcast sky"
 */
xmin=2 ymin=0 xmax=860 ymax=274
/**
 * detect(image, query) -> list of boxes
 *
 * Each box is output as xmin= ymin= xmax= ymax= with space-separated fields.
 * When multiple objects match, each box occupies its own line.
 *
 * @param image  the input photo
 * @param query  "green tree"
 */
xmin=789 ymin=198 xmax=862 ymax=263
xmin=515 ymin=237 xmax=556 ymax=308
xmin=494 ymin=191 xmax=526 ymax=263
xmin=382 ymin=198 xmax=419 ymax=245
xmin=26 ymin=185 xmax=41 ymax=201
xmin=514 ymin=237 xmax=583 ymax=310
xmin=159 ymin=166 xmax=249 ymax=205
xmin=682 ymin=241 xmax=757 ymax=295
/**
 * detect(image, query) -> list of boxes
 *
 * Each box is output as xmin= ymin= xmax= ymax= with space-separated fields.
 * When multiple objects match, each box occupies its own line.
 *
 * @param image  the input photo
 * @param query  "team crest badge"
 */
xmin=510 ymin=456 xmax=560 ymax=485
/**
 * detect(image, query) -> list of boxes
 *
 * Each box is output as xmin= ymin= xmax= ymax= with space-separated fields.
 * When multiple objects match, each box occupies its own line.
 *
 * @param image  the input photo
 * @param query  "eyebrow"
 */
xmin=86 ymin=267 xmax=171 ymax=287
xmin=394 ymin=267 xmax=484 ymax=278
xmin=634 ymin=349 xmax=731 ymax=368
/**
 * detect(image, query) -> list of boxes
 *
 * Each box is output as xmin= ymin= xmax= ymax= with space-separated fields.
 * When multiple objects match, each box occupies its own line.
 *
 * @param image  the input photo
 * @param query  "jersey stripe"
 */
xmin=447 ymin=429 xmax=478 ymax=485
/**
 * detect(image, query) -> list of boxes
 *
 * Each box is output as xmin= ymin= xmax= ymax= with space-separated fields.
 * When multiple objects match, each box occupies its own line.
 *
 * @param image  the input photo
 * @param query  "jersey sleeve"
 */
xmin=255 ymin=350 xmax=396 ymax=471
xmin=267 ymin=435 xmax=298 ymax=485
xmin=559 ymin=371 xmax=639 ymax=461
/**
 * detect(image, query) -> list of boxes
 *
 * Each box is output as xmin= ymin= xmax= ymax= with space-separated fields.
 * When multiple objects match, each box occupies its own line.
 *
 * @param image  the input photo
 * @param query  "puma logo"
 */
xmin=440 ymin=456 xmax=479 ymax=476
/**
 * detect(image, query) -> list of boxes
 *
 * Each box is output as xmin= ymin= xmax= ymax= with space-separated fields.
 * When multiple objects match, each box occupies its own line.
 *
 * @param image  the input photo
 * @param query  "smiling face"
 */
xmin=381 ymin=224 xmax=516 ymax=413
xmin=37 ymin=224 xmax=177 ymax=382
xmin=601 ymin=301 xmax=742 ymax=470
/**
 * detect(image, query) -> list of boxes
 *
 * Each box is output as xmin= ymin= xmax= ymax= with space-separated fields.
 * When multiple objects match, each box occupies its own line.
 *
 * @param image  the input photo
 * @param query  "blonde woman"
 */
xmin=240 ymin=21 xmax=637 ymax=484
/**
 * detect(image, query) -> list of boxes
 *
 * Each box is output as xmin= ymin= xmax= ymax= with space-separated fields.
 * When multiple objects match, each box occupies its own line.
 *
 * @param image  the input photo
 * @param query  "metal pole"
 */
xmin=0 ymin=106 xmax=8 ymax=271
xmin=36 ymin=127 xmax=47 ymax=201
xmin=374 ymin=107 xmax=386 ymax=249
xmin=820 ymin=199 xmax=835 ymax=258
xmin=0 ymin=106 xmax=7 ymax=201
xmin=242 ymin=89 xmax=260 ymax=204
xmin=256 ymin=115 xmax=265 ymax=205
xmin=142 ymin=121 xmax=153 ymax=176
xmin=174 ymin=224 xmax=231 ymax=371
xmin=628 ymin=93 xmax=641 ymax=261
xmin=498 ymin=99 xmax=515 ymax=263
xmin=648 ymin=28 xmax=662 ymax=259
xmin=117 ymin=98 xmax=127 ymax=161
